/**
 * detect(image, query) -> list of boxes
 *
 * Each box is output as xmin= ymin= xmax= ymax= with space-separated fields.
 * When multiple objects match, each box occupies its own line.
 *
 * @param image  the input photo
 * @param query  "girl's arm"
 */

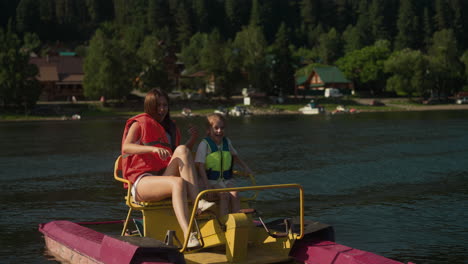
xmin=184 ymin=124 xmax=199 ymax=150
xmin=122 ymin=122 xmax=171 ymax=160
xmin=196 ymin=162 xmax=210 ymax=190
xmin=233 ymin=155 xmax=253 ymax=175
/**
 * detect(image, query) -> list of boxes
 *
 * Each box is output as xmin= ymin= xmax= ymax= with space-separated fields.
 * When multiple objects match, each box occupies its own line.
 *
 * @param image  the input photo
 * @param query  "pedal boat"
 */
xmin=39 ymin=157 xmax=414 ymax=264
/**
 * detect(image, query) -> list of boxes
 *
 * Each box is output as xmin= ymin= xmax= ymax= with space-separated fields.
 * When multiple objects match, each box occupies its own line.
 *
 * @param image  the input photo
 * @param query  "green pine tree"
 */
xmin=342 ymin=25 xmax=363 ymax=54
xmin=175 ymin=2 xmax=193 ymax=47
xmin=271 ymin=23 xmax=296 ymax=95
xmin=147 ymin=0 xmax=172 ymax=33
xmin=427 ymin=29 xmax=463 ymax=98
xmin=300 ymin=0 xmax=319 ymax=28
xmin=16 ymin=0 xmax=40 ymax=33
xmin=317 ymin=28 xmax=342 ymax=64
xmin=423 ymin=7 xmax=433 ymax=50
xmin=0 ymin=23 xmax=41 ymax=110
xmin=249 ymin=0 xmax=262 ymax=27
xmin=83 ymin=25 xmax=135 ymax=99
xmin=355 ymin=0 xmax=372 ymax=47
xmin=394 ymin=0 xmax=419 ymax=50
xmin=193 ymin=0 xmax=209 ymax=33
xmin=434 ymin=0 xmax=450 ymax=31
xmin=369 ymin=0 xmax=388 ymax=41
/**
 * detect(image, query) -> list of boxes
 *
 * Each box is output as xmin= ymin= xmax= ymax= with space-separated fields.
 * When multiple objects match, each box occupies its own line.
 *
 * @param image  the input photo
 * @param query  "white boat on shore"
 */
xmin=229 ymin=106 xmax=252 ymax=116
xmin=299 ymin=100 xmax=324 ymax=115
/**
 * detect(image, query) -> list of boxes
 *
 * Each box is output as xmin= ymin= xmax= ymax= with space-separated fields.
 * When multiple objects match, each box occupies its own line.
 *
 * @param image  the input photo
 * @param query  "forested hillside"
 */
xmin=3 ymin=0 xmax=468 ymax=51
xmin=1 ymin=0 xmax=468 ymax=107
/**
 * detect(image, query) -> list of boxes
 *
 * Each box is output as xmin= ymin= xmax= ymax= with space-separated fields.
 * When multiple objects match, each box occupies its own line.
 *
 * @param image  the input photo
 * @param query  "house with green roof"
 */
xmin=295 ymin=66 xmax=353 ymax=96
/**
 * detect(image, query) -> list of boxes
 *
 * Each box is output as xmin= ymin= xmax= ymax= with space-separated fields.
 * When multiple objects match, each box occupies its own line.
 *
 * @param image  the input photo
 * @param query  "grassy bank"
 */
xmin=1 ymin=97 xmax=467 ymax=121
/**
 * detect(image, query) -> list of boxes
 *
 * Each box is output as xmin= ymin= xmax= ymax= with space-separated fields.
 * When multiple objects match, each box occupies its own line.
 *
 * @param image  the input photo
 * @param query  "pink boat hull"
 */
xmin=291 ymin=239 xmax=409 ymax=264
xmin=39 ymin=221 xmax=183 ymax=264
xmin=39 ymin=221 xmax=412 ymax=264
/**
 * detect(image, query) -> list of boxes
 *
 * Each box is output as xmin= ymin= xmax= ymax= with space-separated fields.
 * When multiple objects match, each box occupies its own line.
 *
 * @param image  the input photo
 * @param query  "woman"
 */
xmin=121 ymin=88 xmax=213 ymax=248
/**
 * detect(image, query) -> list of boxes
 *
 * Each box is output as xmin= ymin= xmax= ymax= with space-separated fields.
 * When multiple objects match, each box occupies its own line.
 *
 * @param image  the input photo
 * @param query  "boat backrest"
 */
xmin=113 ymin=155 xmax=173 ymax=207
xmin=113 ymin=155 xmax=123 ymax=181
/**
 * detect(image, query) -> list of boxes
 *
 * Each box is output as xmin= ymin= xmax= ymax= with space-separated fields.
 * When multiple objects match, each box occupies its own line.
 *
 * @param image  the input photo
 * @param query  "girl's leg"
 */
xmin=219 ymin=192 xmax=230 ymax=216
xmin=135 ymin=176 xmax=190 ymax=236
xmin=164 ymin=145 xmax=200 ymax=201
xmin=164 ymin=145 xmax=215 ymax=215
xmin=229 ymin=191 xmax=241 ymax=213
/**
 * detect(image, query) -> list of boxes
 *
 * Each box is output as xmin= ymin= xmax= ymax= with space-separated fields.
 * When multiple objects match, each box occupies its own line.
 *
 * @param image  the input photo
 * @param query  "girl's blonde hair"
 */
xmin=205 ymin=113 xmax=226 ymax=130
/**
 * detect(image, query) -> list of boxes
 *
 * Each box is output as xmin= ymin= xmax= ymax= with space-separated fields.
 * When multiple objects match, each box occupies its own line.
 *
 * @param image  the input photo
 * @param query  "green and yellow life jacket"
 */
xmin=204 ymin=137 xmax=233 ymax=180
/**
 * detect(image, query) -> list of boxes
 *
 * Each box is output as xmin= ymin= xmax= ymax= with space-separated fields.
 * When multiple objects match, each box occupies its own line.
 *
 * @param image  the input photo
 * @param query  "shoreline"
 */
xmin=2 ymin=103 xmax=468 ymax=122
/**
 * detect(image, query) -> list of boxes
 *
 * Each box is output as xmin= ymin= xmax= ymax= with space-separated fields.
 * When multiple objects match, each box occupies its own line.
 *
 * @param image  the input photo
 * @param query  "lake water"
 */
xmin=0 ymin=111 xmax=467 ymax=264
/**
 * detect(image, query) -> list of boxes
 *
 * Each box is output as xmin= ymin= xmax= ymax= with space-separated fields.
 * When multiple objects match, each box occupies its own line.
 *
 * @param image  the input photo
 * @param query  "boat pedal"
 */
xmin=238 ymin=208 xmax=256 ymax=214
xmin=192 ymin=217 xmax=205 ymax=248
xmin=124 ymin=229 xmax=140 ymax=236
xmin=258 ymin=217 xmax=292 ymax=238
xmin=164 ymin=230 xmax=182 ymax=248
xmin=132 ymin=218 xmax=144 ymax=237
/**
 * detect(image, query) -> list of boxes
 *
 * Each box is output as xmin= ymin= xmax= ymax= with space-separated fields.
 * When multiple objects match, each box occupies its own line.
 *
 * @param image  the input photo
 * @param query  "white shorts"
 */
xmin=131 ymin=173 xmax=153 ymax=201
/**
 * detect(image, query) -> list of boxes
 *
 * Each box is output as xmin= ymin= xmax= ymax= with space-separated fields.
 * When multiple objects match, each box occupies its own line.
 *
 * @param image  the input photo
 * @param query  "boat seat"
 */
xmin=113 ymin=155 xmax=257 ymax=249
xmin=114 ymin=155 xmax=188 ymax=241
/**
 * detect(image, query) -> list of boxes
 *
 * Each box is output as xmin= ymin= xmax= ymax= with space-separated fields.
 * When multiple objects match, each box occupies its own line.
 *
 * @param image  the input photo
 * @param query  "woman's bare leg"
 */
xmin=135 ymin=176 xmax=190 ymax=236
xmin=164 ymin=145 xmax=200 ymax=201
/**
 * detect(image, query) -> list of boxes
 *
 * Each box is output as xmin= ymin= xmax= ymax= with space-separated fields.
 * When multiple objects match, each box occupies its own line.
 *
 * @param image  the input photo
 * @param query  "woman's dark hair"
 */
xmin=144 ymin=88 xmax=176 ymax=148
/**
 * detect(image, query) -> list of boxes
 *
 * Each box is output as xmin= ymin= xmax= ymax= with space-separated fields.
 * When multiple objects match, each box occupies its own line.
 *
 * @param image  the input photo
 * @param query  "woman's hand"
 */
xmin=152 ymin=147 xmax=171 ymax=160
xmin=187 ymin=124 xmax=199 ymax=140
xmin=185 ymin=124 xmax=199 ymax=149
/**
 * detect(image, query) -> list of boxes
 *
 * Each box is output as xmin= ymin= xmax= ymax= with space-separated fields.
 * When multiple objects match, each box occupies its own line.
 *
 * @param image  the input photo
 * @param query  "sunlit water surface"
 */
xmin=0 ymin=111 xmax=467 ymax=263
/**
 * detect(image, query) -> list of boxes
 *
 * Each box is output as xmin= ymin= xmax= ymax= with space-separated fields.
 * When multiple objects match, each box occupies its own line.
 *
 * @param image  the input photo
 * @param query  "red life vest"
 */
xmin=121 ymin=113 xmax=180 ymax=187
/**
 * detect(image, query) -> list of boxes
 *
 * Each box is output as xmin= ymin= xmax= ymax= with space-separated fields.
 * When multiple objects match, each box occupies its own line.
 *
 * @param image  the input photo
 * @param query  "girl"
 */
xmin=195 ymin=113 xmax=253 ymax=216
xmin=121 ymin=88 xmax=214 ymax=248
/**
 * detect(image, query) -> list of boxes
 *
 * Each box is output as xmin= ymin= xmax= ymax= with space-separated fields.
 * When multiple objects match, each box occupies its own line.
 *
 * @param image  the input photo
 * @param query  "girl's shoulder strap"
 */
xmin=203 ymin=137 xmax=218 ymax=152
xmin=221 ymin=137 xmax=230 ymax=151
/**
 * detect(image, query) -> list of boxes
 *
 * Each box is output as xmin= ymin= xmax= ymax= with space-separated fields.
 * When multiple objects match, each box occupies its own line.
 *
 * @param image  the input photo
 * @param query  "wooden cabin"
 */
xmin=295 ymin=66 xmax=353 ymax=97
xmin=30 ymin=55 xmax=84 ymax=101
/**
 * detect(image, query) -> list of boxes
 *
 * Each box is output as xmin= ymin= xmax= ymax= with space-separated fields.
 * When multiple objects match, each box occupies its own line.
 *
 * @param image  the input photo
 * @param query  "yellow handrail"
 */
xmin=114 ymin=155 xmax=299 ymax=249
xmin=232 ymin=170 xmax=258 ymax=201
xmin=180 ymin=183 xmax=304 ymax=252
xmin=233 ymin=170 xmax=257 ymax=185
